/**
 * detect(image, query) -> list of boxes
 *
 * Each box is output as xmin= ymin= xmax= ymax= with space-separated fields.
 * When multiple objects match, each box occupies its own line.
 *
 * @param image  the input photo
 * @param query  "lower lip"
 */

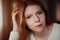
xmin=36 ymin=24 xmax=43 ymax=28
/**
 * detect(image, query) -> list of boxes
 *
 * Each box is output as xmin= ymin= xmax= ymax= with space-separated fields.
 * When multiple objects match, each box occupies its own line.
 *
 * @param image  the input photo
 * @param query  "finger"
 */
xmin=14 ymin=11 xmax=19 ymax=15
xmin=12 ymin=8 xmax=19 ymax=14
xmin=12 ymin=10 xmax=19 ymax=16
xmin=14 ymin=9 xmax=19 ymax=13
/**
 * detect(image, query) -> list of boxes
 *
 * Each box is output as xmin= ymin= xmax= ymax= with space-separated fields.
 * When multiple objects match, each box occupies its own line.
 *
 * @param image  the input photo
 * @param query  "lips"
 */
xmin=36 ymin=24 xmax=43 ymax=28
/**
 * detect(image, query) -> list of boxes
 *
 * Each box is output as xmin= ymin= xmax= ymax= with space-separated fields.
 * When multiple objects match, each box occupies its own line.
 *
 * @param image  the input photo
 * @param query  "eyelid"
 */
xmin=26 ymin=14 xmax=32 ymax=18
xmin=37 ymin=11 xmax=43 ymax=14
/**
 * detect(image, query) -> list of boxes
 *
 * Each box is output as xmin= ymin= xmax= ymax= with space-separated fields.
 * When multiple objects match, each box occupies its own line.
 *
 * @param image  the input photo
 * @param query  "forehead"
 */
xmin=24 ymin=5 xmax=42 ymax=15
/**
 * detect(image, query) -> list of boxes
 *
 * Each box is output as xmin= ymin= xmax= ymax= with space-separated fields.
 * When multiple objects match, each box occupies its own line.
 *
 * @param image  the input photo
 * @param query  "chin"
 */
xmin=35 ymin=28 xmax=45 ymax=33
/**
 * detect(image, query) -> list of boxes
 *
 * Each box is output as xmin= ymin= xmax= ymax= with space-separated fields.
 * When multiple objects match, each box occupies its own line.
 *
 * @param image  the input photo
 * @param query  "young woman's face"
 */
xmin=24 ymin=5 xmax=46 ymax=33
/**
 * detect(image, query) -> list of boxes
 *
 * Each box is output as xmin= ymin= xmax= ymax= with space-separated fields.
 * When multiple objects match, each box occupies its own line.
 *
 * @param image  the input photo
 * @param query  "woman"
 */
xmin=9 ymin=0 xmax=60 ymax=40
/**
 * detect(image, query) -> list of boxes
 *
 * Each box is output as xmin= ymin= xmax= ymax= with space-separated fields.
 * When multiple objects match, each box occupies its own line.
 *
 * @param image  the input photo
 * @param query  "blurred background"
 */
xmin=0 ymin=0 xmax=60 ymax=40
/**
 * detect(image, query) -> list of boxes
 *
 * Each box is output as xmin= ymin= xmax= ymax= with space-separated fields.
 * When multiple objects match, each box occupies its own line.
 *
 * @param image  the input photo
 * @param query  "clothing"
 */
xmin=9 ymin=23 xmax=60 ymax=40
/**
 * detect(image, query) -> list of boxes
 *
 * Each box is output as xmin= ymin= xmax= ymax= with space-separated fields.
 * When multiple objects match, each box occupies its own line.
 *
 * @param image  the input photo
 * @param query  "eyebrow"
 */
xmin=25 ymin=9 xmax=43 ymax=16
xmin=36 ymin=9 xmax=43 ymax=13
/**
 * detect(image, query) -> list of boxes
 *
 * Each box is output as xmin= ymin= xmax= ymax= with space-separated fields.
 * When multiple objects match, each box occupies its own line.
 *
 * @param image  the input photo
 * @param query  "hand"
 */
xmin=12 ymin=9 xmax=19 ymax=32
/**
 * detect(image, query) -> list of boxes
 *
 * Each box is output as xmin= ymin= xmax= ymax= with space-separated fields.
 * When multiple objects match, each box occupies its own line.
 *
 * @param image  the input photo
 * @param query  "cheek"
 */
xmin=39 ymin=14 xmax=45 ymax=22
xmin=42 ymin=15 xmax=45 ymax=22
xmin=26 ymin=19 xmax=34 ymax=27
xmin=25 ymin=19 xmax=35 ymax=30
xmin=38 ymin=13 xmax=46 ymax=26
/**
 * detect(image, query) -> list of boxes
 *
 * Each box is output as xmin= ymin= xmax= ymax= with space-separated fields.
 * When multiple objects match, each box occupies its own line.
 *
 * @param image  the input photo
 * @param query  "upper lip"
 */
xmin=36 ymin=24 xmax=42 ymax=27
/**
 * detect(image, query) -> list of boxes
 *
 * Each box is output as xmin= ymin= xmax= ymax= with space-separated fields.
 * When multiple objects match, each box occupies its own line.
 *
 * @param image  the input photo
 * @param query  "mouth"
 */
xmin=36 ymin=24 xmax=43 ymax=28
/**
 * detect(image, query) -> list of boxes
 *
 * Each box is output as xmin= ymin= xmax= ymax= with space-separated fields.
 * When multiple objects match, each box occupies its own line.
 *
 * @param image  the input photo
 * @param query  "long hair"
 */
xmin=12 ymin=0 xmax=53 ymax=40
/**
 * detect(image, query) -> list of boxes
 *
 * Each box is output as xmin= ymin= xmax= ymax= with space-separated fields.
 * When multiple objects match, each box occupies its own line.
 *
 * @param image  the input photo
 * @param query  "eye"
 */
xmin=26 ymin=15 xmax=31 ymax=19
xmin=37 ymin=11 xmax=43 ymax=14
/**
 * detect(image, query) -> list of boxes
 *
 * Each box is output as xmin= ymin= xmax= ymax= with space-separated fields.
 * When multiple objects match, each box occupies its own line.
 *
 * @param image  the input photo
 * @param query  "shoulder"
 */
xmin=52 ymin=23 xmax=60 ymax=32
xmin=53 ymin=23 xmax=60 ymax=28
xmin=48 ymin=23 xmax=60 ymax=40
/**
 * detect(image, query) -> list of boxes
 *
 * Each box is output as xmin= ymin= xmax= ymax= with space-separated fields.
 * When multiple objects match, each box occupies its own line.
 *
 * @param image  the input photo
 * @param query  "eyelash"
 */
xmin=27 ymin=16 xmax=31 ymax=19
xmin=37 ymin=11 xmax=42 ymax=14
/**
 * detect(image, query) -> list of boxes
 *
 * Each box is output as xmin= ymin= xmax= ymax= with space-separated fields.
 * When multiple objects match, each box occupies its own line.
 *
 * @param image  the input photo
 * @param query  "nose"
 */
xmin=34 ymin=15 xmax=40 ymax=22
